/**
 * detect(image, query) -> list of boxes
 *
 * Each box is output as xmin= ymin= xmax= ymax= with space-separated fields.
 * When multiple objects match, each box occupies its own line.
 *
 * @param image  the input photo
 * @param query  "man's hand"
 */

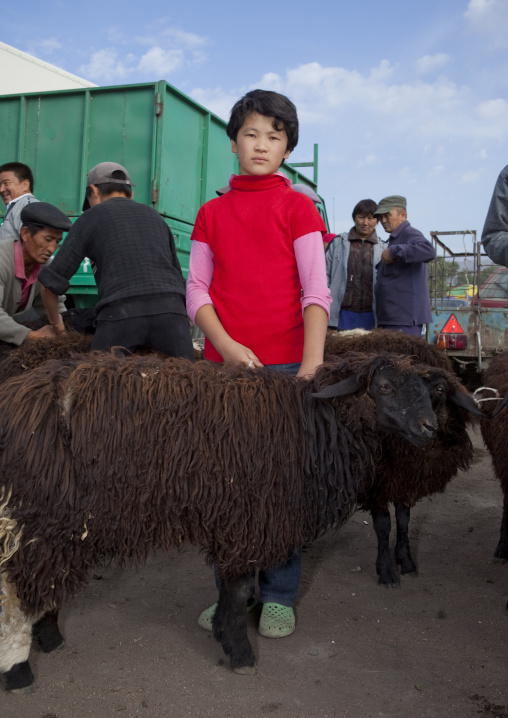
xmin=25 ymin=325 xmax=60 ymax=341
xmin=50 ymin=315 xmax=66 ymax=335
xmin=381 ymin=248 xmax=394 ymax=264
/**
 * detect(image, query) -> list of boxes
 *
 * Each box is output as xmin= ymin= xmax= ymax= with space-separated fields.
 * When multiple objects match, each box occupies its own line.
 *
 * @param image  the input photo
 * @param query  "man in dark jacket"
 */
xmin=374 ymin=195 xmax=435 ymax=337
xmin=39 ymin=161 xmax=194 ymax=359
xmin=482 ymin=164 xmax=508 ymax=267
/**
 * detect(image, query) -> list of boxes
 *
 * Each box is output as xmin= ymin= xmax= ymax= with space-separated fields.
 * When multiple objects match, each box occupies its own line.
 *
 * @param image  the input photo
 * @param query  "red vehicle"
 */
xmin=473 ymin=267 xmax=508 ymax=308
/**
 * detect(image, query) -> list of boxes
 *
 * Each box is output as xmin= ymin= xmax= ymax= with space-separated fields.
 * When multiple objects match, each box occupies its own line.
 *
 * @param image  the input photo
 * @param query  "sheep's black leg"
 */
xmin=3 ymin=661 xmax=34 ymax=693
xmin=394 ymin=502 xmax=418 ymax=576
xmin=371 ymin=506 xmax=399 ymax=587
xmin=213 ymin=575 xmax=256 ymax=675
xmin=494 ymin=500 xmax=508 ymax=562
xmin=0 ymin=572 xmax=35 ymax=693
xmin=32 ymin=610 xmax=64 ymax=653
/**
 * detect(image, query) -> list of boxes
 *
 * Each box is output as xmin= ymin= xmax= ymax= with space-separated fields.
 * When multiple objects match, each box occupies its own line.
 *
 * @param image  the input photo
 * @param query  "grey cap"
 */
xmin=83 ymin=162 xmax=136 ymax=210
xmin=86 ymin=161 xmax=135 ymax=188
xmin=21 ymin=202 xmax=72 ymax=231
xmin=292 ymin=184 xmax=322 ymax=204
xmin=374 ymin=195 xmax=407 ymax=216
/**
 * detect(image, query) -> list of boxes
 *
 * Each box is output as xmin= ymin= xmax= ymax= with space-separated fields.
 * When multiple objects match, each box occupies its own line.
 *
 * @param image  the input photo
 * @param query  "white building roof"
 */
xmin=0 ymin=41 xmax=96 ymax=95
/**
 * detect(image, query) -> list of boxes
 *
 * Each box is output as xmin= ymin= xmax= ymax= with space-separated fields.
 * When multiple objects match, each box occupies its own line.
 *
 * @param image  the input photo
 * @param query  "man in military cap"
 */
xmin=0 ymin=162 xmax=40 ymax=243
xmin=0 ymin=202 xmax=71 ymax=344
xmin=373 ymin=195 xmax=435 ymax=336
xmin=39 ymin=162 xmax=194 ymax=359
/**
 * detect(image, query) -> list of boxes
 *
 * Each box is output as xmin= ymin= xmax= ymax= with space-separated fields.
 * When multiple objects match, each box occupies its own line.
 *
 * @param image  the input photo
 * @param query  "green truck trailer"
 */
xmin=0 ymin=81 xmax=328 ymax=308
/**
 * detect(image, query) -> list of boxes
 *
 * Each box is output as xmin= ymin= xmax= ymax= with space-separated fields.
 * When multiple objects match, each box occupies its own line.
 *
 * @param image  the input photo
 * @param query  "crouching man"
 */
xmin=0 ymin=202 xmax=71 ymax=345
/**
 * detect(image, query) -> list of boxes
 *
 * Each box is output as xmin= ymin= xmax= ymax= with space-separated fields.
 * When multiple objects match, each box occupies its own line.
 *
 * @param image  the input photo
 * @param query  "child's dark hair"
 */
xmin=227 ymin=90 xmax=299 ymax=153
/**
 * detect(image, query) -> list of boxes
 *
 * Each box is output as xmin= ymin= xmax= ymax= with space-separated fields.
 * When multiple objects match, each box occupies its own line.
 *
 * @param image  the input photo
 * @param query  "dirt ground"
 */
xmin=2 ymin=427 xmax=507 ymax=718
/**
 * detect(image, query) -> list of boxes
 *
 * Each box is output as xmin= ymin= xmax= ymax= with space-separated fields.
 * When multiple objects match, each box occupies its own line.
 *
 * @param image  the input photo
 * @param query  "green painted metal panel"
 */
xmin=86 ymin=87 xmax=157 ymax=208
xmin=22 ymin=93 xmax=87 ymax=213
xmin=157 ymin=85 xmax=209 ymax=223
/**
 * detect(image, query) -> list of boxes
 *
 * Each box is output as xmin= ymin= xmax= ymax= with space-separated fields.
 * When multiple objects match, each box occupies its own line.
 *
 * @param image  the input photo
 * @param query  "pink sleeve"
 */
xmin=185 ymin=240 xmax=215 ymax=323
xmin=294 ymin=232 xmax=332 ymax=318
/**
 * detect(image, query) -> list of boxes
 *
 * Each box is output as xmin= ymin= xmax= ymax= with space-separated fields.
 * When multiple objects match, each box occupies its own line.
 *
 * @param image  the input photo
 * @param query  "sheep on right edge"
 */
xmin=0 ymin=350 xmax=481 ymax=692
xmin=325 ymin=329 xmax=481 ymax=587
xmin=479 ymin=351 xmax=508 ymax=563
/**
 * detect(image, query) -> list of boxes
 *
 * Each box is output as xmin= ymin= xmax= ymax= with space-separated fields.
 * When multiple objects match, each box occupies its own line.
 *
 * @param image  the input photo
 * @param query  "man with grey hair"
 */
xmin=39 ymin=161 xmax=194 ymax=359
xmin=373 ymin=195 xmax=435 ymax=337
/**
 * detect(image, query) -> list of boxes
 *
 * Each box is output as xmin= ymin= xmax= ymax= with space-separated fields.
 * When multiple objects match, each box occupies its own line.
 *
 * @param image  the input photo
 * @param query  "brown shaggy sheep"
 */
xmin=0 ymin=332 xmax=92 ymax=381
xmin=0 ymin=350 xmax=478 ymax=691
xmin=479 ymin=351 xmax=508 ymax=562
xmin=324 ymin=329 xmax=478 ymax=587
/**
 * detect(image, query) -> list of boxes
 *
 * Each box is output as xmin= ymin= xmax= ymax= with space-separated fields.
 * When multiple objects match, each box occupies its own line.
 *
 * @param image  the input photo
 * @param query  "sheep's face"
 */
xmin=313 ymin=359 xmax=441 ymax=447
xmin=368 ymin=368 xmax=439 ymax=447
xmin=313 ymin=355 xmax=485 ymax=445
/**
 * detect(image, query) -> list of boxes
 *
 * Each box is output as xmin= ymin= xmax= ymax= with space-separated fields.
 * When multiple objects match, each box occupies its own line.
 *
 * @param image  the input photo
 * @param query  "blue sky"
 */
xmin=3 ymin=0 xmax=508 ymax=248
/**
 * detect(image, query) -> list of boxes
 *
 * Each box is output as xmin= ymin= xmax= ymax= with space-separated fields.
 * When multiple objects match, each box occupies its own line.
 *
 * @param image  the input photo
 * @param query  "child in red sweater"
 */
xmin=186 ymin=89 xmax=331 ymax=639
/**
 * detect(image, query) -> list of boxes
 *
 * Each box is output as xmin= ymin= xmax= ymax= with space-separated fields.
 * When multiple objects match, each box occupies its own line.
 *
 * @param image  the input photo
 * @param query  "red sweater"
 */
xmin=191 ymin=174 xmax=327 ymax=364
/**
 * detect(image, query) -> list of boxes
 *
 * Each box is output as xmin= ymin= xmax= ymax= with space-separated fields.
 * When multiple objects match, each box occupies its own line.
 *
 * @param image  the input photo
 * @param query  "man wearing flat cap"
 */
xmin=39 ymin=162 xmax=194 ymax=359
xmin=0 ymin=202 xmax=70 ymax=345
xmin=374 ymin=195 xmax=435 ymax=337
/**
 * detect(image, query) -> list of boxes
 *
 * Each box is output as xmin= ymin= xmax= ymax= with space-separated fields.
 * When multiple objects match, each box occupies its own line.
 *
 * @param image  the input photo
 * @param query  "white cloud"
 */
xmin=79 ymin=24 xmax=208 ymax=84
xmin=79 ymin=49 xmax=130 ymax=82
xmin=414 ymin=53 xmax=450 ymax=75
xmin=189 ymin=87 xmax=240 ymax=121
xmin=24 ymin=38 xmax=62 ymax=60
xmin=38 ymin=39 xmax=62 ymax=55
xmin=461 ymin=170 xmax=481 ymax=183
xmin=137 ymin=47 xmax=184 ymax=76
xmin=250 ymin=61 xmax=508 ymax=143
xmin=356 ymin=154 xmax=380 ymax=168
xmin=160 ymin=28 xmax=207 ymax=50
xmin=464 ymin=0 xmax=508 ymax=48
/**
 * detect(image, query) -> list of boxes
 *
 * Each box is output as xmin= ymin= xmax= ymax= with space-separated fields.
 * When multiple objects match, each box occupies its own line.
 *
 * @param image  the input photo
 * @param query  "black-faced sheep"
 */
xmin=479 ymin=352 xmax=508 ymax=562
xmin=0 ymin=350 xmax=474 ymax=691
xmin=324 ymin=329 xmax=481 ymax=587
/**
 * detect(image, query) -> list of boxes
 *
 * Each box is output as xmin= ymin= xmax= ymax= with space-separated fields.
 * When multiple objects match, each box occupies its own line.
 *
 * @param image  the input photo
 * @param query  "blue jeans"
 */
xmin=215 ymin=361 xmax=302 ymax=607
xmin=338 ymin=309 xmax=375 ymax=331
xmin=378 ymin=324 xmax=423 ymax=338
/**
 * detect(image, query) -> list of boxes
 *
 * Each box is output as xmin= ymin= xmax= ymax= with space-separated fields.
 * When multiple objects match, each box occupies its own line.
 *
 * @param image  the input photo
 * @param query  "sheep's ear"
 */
xmin=448 ymin=390 xmax=486 ymax=417
xmin=312 ymin=375 xmax=363 ymax=399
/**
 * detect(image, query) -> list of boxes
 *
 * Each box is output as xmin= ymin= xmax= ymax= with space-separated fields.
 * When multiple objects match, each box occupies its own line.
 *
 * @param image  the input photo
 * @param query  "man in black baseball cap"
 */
xmin=0 ymin=202 xmax=71 ymax=345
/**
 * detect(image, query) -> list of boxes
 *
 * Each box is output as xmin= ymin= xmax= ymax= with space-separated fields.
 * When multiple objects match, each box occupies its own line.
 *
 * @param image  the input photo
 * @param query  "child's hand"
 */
xmin=297 ymin=360 xmax=321 ymax=379
xmin=220 ymin=339 xmax=264 ymax=368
